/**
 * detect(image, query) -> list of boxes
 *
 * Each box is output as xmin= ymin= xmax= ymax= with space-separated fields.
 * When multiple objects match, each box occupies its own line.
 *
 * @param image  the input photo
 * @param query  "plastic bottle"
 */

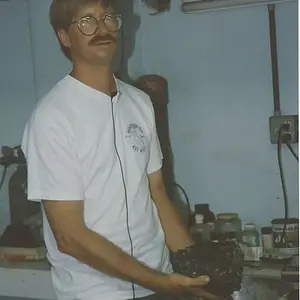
xmin=242 ymin=223 xmax=260 ymax=247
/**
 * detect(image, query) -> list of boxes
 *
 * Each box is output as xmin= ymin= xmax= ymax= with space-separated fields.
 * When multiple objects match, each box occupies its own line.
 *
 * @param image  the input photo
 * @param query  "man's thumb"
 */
xmin=190 ymin=276 xmax=210 ymax=287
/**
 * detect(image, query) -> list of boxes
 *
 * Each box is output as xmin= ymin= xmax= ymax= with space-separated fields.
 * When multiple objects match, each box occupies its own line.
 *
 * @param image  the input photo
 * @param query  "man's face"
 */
xmin=58 ymin=2 xmax=120 ymax=65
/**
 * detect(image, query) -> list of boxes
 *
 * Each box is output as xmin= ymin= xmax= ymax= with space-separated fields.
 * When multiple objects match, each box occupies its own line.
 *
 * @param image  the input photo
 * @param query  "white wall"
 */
xmin=0 ymin=0 xmax=37 ymax=233
xmin=128 ymin=1 xmax=298 ymax=227
xmin=0 ymin=0 xmax=71 ymax=234
xmin=28 ymin=0 xmax=72 ymax=99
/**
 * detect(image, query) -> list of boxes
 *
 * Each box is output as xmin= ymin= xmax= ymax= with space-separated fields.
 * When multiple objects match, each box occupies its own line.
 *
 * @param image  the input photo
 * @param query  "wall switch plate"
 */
xmin=269 ymin=115 xmax=298 ymax=144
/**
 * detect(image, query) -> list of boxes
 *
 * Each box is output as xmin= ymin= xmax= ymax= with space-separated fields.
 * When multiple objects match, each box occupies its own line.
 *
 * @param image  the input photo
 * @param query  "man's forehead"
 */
xmin=76 ymin=1 xmax=113 ymax=18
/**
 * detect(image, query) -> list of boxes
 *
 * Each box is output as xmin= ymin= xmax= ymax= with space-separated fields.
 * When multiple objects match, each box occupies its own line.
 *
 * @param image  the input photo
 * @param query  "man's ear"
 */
xmin=57 ymin=29 xmax=71 ymax=48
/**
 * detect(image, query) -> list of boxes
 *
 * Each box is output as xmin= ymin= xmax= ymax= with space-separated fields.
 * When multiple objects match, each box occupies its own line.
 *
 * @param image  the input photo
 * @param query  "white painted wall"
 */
xmin=127 ymin=1 xmax=298 ymax=227
xmin=0 ymin=0 xmax=37 ymax=234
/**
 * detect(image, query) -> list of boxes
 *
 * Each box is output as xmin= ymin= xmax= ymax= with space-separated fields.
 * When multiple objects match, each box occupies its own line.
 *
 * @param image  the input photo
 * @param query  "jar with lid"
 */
xmin=191 ymin=214 xmax=211 ymax=244
xmin=242 ymin=223 xmax=260 ymax=247
xmin=194 ymin=204 xmax=215 ymax=229
xmin=214 ymin=213 xmax=242 ymax=241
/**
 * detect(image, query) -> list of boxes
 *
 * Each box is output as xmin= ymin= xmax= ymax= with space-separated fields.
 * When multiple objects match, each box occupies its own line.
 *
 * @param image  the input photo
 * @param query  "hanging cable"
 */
xmin=173 ymin=183 xmax=191 ymax=213
xmin=277 ymin=124 xmax=289 ymax=245
xmin=173 ymin=182 xmax=193 ymax=226
xmin=0 ymin=166 xmax=8 ymax=193
xmin=285 ymin=143 xmax=299 ymax=162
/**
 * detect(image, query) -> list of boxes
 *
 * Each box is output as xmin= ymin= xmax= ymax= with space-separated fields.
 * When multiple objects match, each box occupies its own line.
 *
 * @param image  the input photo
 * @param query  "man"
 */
xmin=22 ymin=1 xmax=218 ymax=299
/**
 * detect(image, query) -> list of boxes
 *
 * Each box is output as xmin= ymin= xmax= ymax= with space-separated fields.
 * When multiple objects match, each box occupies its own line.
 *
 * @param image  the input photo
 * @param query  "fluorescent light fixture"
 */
xmin=181 ymin=0 xmax=296 ymax=13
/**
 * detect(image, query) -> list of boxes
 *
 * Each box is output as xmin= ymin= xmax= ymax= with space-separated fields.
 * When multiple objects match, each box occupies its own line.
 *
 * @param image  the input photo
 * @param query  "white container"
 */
xmin=242 ymin=223 xmax=260 ymax=247
xmin=261 ymin=227 xmax=273 ymax=249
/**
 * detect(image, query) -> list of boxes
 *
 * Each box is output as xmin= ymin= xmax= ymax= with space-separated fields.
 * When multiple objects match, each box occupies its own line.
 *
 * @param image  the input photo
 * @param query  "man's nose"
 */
xmin=96 ymin=19 xmax=109 ymax=35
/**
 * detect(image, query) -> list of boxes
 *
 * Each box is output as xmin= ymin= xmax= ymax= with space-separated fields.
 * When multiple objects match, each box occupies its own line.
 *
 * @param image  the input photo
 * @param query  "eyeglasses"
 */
xmin=71 ymin=14 xmax=123 ymax=36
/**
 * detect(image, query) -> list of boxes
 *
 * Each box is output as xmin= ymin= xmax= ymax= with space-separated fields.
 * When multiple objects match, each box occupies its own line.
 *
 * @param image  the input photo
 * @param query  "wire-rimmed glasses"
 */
xmin=71 ymin=13 xmax=123 ymax=36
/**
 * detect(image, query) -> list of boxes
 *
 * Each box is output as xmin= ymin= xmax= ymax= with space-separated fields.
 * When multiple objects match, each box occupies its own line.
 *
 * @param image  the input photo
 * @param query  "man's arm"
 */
xmin=148 ymin=172 xmax=222 ymax=300
xmin=43 ymin=199 xmax=210 ymax=295
xmin=148 ymin=169 xmax=195 ymax=252
xmin=43 ymin=199 xmax=165 ymax=290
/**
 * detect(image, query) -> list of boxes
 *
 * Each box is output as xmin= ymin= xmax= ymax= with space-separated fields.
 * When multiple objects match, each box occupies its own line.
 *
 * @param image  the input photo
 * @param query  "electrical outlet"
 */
xmin=269 ymin=115 xmax=298 ymax=144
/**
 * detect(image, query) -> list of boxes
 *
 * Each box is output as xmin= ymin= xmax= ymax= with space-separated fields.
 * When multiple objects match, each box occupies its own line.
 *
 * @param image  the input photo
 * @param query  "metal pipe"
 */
xmin=268 ymin=4 xmax=281 ymax=116
xmin=181 ymin=0 xmax=294 ymax=13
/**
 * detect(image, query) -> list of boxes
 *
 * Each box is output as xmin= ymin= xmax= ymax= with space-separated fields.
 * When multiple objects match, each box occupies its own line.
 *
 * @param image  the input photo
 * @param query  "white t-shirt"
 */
xmin=21 ymin=75 xmax=172 ymax=300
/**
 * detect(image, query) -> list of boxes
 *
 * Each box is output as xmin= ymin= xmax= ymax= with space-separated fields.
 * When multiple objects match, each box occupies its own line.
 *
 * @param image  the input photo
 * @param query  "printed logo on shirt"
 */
xmin=125 ymin=123 xmax=146 ymax=153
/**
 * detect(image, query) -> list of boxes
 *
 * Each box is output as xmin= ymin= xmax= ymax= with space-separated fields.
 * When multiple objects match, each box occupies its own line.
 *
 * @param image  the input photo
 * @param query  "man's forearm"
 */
xmin=61 ymin=227 xmax=165 ymax=290
xmin=151 ymin=187 xmax=195 ymax=252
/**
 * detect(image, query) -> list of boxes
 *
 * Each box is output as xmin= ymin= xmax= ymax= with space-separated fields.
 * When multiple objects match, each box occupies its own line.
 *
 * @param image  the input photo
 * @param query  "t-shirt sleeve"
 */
xmin=147 ymin=102 xmax=163 ymax=174
xmin=21 ymin=109 xmax=83 ymax=202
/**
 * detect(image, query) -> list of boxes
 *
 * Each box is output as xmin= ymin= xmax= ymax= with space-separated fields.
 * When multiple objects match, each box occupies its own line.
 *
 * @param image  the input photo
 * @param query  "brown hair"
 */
xmin=49 ymin=0 xmax=118 ymax=60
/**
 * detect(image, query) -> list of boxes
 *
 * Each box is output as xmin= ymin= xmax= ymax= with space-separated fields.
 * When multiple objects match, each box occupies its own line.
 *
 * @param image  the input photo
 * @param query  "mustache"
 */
xmin=89 ymin=34 xmax=117 ymax=45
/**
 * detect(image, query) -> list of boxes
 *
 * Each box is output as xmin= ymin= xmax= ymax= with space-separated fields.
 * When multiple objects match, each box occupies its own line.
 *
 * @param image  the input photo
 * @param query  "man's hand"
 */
xmin=158 ymin=273 xmax=210 ymax=296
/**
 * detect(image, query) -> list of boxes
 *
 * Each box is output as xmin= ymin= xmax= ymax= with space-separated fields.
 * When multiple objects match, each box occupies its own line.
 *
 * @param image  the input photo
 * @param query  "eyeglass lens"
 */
xmin=78 ymin=15 xmax=122 ymax=35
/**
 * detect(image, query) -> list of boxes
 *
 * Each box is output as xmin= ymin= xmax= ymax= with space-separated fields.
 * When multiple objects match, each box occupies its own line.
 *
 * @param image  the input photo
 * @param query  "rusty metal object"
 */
xmin=142 ymin=0 xmax=171 ymax=14
xmin=135 ymin=75 xmax=174 ymax=199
